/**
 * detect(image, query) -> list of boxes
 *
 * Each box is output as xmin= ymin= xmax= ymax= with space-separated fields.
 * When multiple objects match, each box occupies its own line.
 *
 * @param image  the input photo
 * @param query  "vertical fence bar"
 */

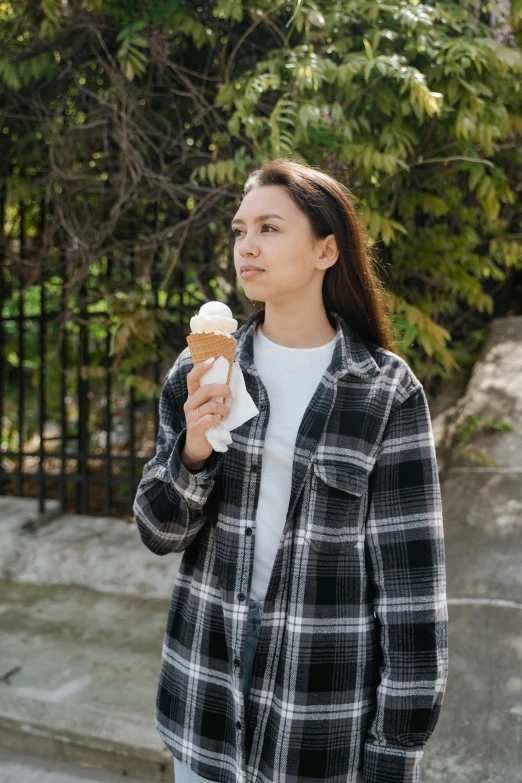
xmin=0 ymin=186 xmax=5 ymax=494
xmin=152 ymin=251 xmax=160 ymax=440
xmin=17 ymin=203 xmax=25 ymax=495
xmin=128 ymin=384 xmax=136 ymax=516
xmin=104 ymin=257 xmax=112 ymax=516
xmin=127 ymin=251 xmax=136 ymax=515
xmin=60 ymin=250 xmax=68 ymax=513
xmin=38 ymin=231 xmax=47 ymax=514
xmin=77 ymin=281 xmax=89 ymax=514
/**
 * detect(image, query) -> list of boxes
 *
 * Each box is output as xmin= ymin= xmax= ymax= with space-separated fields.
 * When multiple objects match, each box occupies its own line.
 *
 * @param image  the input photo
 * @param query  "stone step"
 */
xmin=0 ymin=581 xmax=173 ymax=782
xmin=0 ymin=749 xmax=153 ymax=783
xmin=0 ymin=496 xmax=182 ymax=601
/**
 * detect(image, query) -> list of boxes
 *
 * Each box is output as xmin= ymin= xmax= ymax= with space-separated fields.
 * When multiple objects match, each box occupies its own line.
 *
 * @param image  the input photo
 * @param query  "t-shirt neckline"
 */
xmin=256 ymin=325 xmax=337 ymax=352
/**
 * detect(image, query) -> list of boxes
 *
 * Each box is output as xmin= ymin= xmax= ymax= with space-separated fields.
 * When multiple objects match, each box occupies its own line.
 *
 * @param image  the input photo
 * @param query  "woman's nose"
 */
xmin=238 ymin=238 xmax=259 ymax=257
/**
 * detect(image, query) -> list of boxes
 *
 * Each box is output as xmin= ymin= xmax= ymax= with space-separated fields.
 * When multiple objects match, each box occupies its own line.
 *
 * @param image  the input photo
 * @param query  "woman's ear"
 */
xmin=317 ymin=234 xmax=339 ymax=268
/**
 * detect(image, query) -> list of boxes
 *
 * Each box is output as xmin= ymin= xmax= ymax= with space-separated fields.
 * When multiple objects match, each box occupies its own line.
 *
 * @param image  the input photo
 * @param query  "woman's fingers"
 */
xmin=182 ymin=360 xmax=233 ymax=464
xmin=182 ymin=359 xmax=225 ymax=463
xmin=186 ymin=358 xmax=217 ymax=397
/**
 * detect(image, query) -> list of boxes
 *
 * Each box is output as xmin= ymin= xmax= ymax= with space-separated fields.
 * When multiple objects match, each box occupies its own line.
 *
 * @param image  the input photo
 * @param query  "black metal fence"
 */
xmin=0 ymin=199 xmax=194 ymax=521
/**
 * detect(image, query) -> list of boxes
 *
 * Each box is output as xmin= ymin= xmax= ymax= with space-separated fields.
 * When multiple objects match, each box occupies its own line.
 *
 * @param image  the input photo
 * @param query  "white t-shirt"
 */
xmin=250 ymin=325 xmax=337 ymax=602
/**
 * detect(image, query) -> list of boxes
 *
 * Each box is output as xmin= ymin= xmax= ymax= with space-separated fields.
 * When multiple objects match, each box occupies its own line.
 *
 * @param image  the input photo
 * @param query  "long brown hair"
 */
xmin=242 ymin=158 xmax=398 ymax=354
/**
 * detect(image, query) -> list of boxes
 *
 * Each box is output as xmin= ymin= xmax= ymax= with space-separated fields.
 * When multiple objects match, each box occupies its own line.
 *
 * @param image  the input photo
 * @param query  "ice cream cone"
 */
xmin=186 ymin=331 xmax=236 ymax=386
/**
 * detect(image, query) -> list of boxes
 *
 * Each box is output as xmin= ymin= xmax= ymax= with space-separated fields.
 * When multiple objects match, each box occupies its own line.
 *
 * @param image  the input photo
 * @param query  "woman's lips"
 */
xmin=240 ymin=269 xmax=265 ymax=279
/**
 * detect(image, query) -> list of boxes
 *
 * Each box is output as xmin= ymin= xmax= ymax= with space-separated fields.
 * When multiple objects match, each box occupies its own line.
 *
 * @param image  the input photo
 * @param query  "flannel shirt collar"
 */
xmin=234 ymin=308 xmax=381 ymax=381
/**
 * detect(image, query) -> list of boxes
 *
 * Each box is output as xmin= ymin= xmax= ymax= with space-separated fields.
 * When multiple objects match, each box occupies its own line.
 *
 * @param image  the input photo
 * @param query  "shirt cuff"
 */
xmin=363 ymin=742 xmax=423 ymax=783
xmin=168 ymin=427 xmax=224 ymax=509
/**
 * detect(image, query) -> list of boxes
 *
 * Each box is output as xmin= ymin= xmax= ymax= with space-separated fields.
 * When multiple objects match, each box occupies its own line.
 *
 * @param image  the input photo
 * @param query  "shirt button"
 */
xmin=251 ymin=464 xmax=259 ymax=473
xmin=238 ymin=592 xmax=245 ymax=601
xmin=233 ymin=658 xmax=240 ymax=667
xmin=245 ymin=528 xmax=252 ymax=536
xmin=260 ymin=401 xmax=266 ymax=410
xmin=236 ymin=721 xmax=242 ymax=730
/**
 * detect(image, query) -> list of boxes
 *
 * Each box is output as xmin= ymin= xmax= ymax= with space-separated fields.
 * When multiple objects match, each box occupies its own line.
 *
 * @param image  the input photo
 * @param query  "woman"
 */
xmin=133 ymin=159 xmax=449 ymax=783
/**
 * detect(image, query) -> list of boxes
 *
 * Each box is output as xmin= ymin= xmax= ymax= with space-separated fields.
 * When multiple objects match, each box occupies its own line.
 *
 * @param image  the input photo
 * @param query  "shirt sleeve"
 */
xmin=362 ymin=385 xmax=449 ymax=783
xmin=132 ymin=356 xmax=225 ymax=556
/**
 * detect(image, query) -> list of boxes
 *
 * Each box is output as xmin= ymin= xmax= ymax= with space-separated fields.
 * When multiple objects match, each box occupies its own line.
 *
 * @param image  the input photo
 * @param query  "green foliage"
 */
xmin=457 ymin=413 xmax=514 ymax=443
xmin=0 ymin=0 xmax=521 ymax=399
xmin=454 ymin=413 xmax=514 ymax=466
xmin=116 ymin=21 xmax=150 ymax=80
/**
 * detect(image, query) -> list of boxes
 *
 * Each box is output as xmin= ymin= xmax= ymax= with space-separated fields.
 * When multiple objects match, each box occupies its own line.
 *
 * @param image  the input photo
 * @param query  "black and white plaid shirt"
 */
xmin=133 ymin=307 xmax=449 ymax=783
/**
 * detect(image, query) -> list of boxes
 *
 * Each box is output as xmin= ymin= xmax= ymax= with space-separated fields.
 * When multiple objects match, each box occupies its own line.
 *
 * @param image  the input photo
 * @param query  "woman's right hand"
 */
xmin=182 ymin=359 xmax=233 ymax=465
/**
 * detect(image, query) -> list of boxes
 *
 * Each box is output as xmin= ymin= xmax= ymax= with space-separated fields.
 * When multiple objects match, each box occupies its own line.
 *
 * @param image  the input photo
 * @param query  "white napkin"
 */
xmin=198 ymin=355 xmax=260 ymax=452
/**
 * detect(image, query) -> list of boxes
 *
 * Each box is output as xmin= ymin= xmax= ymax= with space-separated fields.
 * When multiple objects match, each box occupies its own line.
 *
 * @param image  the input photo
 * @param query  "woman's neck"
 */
xmin=259 ymin=304 xmax=337 ymax=349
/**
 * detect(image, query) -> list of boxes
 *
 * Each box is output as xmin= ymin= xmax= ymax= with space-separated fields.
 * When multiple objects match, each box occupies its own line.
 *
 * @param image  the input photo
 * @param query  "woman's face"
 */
xmin=231 ymin=185 xmax=336 ymax=305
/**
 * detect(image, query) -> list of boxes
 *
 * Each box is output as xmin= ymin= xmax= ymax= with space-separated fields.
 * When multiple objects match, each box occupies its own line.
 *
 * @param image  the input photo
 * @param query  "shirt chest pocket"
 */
xmin=306 ymin=458 xmax=368 ymax=555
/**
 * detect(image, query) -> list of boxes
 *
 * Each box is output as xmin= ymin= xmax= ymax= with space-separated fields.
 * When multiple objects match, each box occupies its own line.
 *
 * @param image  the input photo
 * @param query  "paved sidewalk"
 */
xmin=0 ymin=579 xmax=172 ymax=781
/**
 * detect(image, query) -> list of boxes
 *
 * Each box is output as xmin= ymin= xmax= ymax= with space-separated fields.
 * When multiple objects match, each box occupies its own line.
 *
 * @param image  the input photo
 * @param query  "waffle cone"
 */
xmin=186 ymin=331 xmax=236 ymax=386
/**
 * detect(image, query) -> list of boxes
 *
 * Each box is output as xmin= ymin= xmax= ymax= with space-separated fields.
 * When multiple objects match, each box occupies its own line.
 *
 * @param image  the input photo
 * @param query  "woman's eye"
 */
xmin=231 ymin=224 xmax=276 ymax=238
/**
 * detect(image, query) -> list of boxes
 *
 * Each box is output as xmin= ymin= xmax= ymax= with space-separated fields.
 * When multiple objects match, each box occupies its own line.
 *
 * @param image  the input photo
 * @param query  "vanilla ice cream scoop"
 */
xmin=190 ymin=301 xmax=238 ymax=335
xmin=185 ymin=301 xmax=258 ymax=453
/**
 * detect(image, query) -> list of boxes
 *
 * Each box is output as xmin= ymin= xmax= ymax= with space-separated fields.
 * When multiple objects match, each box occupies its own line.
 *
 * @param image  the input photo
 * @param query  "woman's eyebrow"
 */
xmin=230 ymin=213 xmax=286 ymax=226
